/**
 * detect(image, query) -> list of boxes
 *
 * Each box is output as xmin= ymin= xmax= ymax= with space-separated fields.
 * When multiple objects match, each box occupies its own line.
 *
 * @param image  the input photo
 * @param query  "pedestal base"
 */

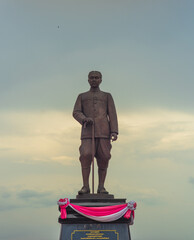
xmin=58 ymin=198 xmax=132 ymax=240
xmin=59 ymin=223 xmax=131 ymax=240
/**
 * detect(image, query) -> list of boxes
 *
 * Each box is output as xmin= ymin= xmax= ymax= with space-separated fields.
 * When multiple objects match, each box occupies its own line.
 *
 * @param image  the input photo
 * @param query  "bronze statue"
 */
xmin=73 ymin=71 xmax=118 ymax=194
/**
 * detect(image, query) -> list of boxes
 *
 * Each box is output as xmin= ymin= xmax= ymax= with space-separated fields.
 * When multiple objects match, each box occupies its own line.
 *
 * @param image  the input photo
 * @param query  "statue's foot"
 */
xmin=78 ymin=186 xmax=90 ymax=195
xmin=97 ymin=186 xmax=109 ymax=194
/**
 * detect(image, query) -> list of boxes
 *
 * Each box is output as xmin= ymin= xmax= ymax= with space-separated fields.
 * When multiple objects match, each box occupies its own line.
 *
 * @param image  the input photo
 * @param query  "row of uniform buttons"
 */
xmin=93 ymin=96 xmax=97 ymax=114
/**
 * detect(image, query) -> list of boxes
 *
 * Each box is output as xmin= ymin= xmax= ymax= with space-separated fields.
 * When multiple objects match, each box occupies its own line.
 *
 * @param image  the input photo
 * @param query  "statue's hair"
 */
xmin=88 ymin=71 xmax=102 ymax=78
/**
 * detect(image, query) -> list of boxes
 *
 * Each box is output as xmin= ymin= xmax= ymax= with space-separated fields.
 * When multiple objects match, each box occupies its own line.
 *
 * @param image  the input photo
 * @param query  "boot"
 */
xmin=78 ymin=186 xmax=90 ymax=194
xmin=78 ymin=167 xmax=90 ymax=195
xmin=97 ymin=186 xmax=108 ymax=194
xmin=97 ymin=168 xmax=109 ymax=194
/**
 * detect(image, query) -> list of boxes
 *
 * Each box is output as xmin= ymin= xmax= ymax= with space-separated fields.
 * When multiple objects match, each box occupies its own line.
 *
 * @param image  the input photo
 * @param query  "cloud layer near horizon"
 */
xmin=1 ymin=110 xmax=194 ymax=198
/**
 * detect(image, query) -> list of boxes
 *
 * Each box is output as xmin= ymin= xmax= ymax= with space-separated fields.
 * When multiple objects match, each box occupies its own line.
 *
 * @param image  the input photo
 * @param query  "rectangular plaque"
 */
xmin=59 ymin=223 xmax=131 ymax=240
xmin=71 ymin=230 xmax=119 ymax=240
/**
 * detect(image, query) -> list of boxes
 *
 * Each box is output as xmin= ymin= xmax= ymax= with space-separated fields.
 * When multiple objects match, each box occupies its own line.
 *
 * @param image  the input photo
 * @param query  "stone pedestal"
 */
xmin=58 ymin=198 xmax=132 ymax=240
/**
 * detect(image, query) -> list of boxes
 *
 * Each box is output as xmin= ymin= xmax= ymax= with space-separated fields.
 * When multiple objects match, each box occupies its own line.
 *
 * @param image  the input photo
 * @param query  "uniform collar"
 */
xmin=90 ymin=87 xmax=100 ymax=92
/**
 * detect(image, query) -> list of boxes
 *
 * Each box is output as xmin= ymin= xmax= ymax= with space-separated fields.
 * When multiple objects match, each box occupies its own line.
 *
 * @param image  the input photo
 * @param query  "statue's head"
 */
xmin=88 ymin=71 xmax=102 ymax=88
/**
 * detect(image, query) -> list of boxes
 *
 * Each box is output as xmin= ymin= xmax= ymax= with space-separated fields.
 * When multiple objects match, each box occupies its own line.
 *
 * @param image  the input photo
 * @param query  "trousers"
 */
xmin=79 ymin=138 xmax=112 ymax=169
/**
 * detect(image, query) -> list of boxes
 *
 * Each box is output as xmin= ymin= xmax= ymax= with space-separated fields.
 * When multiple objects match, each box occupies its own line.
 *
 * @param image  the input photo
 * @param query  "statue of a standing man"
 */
xmin=73 ymin=71 xmax=118 ymax=194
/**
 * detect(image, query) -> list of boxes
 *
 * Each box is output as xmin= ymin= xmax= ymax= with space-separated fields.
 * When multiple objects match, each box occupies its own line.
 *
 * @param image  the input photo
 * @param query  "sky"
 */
xmin=0 ymin=0 xmax=194 ymax=240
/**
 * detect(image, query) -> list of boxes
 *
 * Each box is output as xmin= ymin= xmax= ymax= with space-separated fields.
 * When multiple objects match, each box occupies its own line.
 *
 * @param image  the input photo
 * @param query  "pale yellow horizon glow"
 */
xmin=1 ymin=109 xmax=194 ymax=165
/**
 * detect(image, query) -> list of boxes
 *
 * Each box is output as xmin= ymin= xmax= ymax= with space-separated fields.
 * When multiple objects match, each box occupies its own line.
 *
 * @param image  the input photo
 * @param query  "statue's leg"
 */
xmin=98 ymin=168 xmax=108 ymax=192
xmin=78 ymin=139 xmax=92 ymax=194
xmin=96 ymin=139 xmax=112 ymax=194
xmin=79 ymin=167 xmax=91 ymax=194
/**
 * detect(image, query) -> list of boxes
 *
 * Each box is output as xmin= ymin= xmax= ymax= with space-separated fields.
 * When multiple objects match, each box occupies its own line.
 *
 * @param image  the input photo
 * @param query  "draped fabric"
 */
xmin=57 ymin=198 xmax=137 ymax=224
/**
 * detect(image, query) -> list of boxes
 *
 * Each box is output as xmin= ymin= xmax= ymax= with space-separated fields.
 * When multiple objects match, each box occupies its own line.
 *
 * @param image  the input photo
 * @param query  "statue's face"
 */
xmin=88 ymin=73 xmax=102 ymax=88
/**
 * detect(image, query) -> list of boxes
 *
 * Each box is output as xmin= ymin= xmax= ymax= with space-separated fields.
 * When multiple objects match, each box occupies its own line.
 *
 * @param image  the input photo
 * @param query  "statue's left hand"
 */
xmin=110 ymin=133 xmax=118 ymax=141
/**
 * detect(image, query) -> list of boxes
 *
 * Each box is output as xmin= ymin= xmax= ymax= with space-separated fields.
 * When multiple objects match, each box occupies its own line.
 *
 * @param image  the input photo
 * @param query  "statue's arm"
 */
xmin=73 ymin=94 xmax=86 ymax=125
xmin=107 ymin=93 xmax=118 ymax=140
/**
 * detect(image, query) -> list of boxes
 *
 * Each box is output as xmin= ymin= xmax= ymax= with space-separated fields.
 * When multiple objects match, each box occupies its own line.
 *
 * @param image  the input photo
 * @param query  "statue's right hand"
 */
xmin=83 ymin=117 xmax=94 ymax=127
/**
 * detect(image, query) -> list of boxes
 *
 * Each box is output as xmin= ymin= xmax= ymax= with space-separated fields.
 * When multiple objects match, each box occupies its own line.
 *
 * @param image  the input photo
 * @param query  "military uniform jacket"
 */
xmin=73 ymin=89 xmax=118 ymax=139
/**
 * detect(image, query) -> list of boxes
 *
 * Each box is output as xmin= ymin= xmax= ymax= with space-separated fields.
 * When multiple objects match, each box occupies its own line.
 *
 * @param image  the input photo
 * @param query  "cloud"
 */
xmin=0 ymin=187 xmax=12 ymax=199
xmin=117 ymin=109 xmax=194 ymax=160
xmin=0 ymin=186 xmax=69 ymax=211
xmin=0 ymin=110 xmax=80 ymax=166
xmin=51 ymin=155 xmax=75 ymax=165
xmin=0 ymin=147 xmax=14 ymax=151
xmin=17 ymin=189 xmax=51 ymax=199
xmin=2 ymin=109 xmax=194 ymax=162
xmin=1 ymin=109 xmax=194 ymax=208
xmin=1 ymin=109 xmax=194 ymax=187
xmin=189 ymin=177 xmax=194 ymax=185
xmin=131 ymin=188 xmax=164 ymax=206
